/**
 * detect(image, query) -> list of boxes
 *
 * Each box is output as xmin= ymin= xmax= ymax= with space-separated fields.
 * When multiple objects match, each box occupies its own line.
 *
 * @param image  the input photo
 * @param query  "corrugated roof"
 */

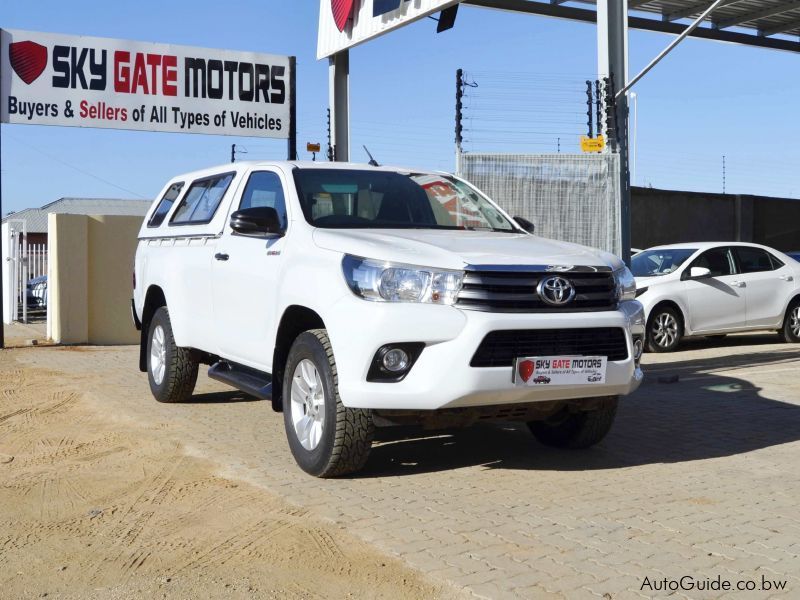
xmin=2 ymin=197 xmax=152 ymax=234
xmin=463 ymin=0 xmax=800 ymax=53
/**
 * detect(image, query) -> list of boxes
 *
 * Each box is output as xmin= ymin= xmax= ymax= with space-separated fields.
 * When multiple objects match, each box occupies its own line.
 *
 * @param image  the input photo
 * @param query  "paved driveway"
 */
xmin=10 ymin=333 xmax=800 ymax=599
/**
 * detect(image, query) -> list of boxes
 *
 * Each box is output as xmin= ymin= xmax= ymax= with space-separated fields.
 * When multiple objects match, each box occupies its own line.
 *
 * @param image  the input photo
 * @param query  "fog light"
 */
xmin=633 ymin=337 xmax=644 ymax=362
xmin=382 ymin=348 xmax=410 ymax=372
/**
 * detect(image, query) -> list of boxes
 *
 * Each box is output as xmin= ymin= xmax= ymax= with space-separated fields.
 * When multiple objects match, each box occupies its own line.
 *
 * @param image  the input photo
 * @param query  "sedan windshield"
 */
xmin=292 ymin=168 xmax=517 ymax=232
xmin=631 ymin=248 xmax=696 ymax=277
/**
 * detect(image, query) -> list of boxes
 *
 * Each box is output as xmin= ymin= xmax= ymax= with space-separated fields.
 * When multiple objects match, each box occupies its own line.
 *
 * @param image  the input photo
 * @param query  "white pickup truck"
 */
xmin=133 ymin=161 xmax=645 ymax=477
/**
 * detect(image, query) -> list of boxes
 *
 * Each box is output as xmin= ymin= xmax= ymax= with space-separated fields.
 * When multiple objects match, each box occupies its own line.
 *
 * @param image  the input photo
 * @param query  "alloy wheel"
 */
xmin=791 ymin=306 xmax=800 ymax=338
xmin=290 ymin=359 xmax=326 ymax=451
xmin=652 ymin=312 xmax=678 ymax=349
xmin=150 ymin=324 xmax=167 ymax=385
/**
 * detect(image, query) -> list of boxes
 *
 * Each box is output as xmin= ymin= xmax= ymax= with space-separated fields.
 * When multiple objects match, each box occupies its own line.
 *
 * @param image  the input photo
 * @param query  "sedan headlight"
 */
xmin=614 ymin=266 xmax=637 ymax=302
xmin=342 ymin=255 xmax=464 ymax=305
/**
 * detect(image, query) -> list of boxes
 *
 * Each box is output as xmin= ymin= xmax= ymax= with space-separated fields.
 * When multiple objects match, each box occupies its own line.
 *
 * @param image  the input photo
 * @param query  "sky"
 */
xmin=3 ymin=0 xmax=800 ymax=214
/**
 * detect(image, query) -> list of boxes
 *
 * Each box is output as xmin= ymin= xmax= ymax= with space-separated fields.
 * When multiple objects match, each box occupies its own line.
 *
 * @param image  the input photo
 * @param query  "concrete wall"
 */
xmin=632 ymin=187 xmax=800 ymax=252
xmin=49 ymin=214 xmax=142 ymax=345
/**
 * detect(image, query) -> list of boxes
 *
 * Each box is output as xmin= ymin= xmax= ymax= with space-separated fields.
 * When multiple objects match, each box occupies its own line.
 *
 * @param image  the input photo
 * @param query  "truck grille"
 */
xmin=456 ymin=269 xmax=617 ymax=313
xmin=470 ymin=327 xmax=629 ymax=367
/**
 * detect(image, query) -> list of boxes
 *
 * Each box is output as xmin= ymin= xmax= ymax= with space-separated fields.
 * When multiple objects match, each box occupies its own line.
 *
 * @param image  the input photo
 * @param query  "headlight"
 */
xmin=614 ymin=266 xmax=637 ymax=302
xmin=342 ymin=255 xmax=464 ymax=305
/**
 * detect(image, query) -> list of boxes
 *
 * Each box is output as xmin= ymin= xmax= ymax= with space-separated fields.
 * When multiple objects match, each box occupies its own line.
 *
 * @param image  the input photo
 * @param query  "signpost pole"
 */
xmin=288 ymin=56 xmax=297 ymax=160
xmin=329 ymin=50 xmax=350 ymax=162
xmin=0 ymin=119 xmax=4 ymax=350
xmin=598 ymin=0 xmax=631 ymax=265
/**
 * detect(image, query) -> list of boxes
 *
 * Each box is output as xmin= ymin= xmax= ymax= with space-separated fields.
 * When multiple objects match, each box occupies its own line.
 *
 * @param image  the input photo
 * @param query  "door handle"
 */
xmin=731 ymin=281 xmax=746 ymax=288
xmin=214 ymin=253 xmax=229 ymax=261
xmin=780 ymin=275 xmax=794 ymax=282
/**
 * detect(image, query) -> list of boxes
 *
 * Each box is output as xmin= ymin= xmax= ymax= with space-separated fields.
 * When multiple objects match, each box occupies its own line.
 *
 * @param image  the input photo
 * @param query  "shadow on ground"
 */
xmin=356 ymin=348 xmax=800 ymax=477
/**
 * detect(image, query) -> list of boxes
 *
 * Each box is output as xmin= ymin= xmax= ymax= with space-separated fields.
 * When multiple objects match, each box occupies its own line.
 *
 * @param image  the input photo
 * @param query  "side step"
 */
xmin=208 ymin=361 xmax=273 ymax=400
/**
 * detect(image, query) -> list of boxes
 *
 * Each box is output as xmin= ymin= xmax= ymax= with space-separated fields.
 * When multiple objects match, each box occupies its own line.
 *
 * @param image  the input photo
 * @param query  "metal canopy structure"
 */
xmin=465 ymin=0 xmax=800 ymax=52
xmin=321 ymin=0 xmax=797 ymax=265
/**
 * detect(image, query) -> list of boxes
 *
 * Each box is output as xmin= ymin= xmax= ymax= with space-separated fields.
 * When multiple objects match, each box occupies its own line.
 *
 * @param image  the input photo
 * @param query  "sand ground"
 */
xmin=0 ymin=345 xmax=457 ymax=600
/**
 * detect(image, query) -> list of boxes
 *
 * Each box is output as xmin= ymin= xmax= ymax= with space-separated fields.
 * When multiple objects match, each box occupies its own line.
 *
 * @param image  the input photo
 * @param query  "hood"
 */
xmin=635 ymin=272 xmax=680 ymax=288
xmin=313 ymin=229 xmax=623 ymax=271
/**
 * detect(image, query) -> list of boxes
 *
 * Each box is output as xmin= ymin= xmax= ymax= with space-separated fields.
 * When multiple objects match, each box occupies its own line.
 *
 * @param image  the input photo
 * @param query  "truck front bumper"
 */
xmin=327 ymin=297 xmax=645 ymax=410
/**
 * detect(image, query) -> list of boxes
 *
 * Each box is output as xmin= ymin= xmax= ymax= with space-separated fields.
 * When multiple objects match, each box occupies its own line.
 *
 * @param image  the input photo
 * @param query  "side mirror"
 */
xmin=514 ymin=216 xmax=535 ymax=234
xmin=230 ymin=207 xmax=283 ymax=237
xmin=689 ymin=266 xmax=712 ymax=279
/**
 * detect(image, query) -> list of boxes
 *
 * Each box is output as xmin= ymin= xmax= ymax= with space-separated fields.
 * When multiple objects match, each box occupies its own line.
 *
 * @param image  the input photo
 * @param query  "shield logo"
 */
xmin=9 ymin=40 xmax=47 ymax=85
xmin=331 ymin=0 xmax=356 ymax=32
xmin=518 ymin=360 xmax=535 ymax=383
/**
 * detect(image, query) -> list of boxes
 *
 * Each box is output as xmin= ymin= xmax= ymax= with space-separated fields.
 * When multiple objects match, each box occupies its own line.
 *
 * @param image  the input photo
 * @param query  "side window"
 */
xmin=691 ymin=247 xmax=735 ymax=277
xmin=239 ymin=171 xmax=288 ymax=230
xmin=171 ymin=173 xmax=234 ymax=225
xmin=736 ymin=247 xmax=776 ymax=273
xmin=769 ymin=254 xmax=785 ymax=270
xmin=147 ymin=182 xmax=184 ymax=228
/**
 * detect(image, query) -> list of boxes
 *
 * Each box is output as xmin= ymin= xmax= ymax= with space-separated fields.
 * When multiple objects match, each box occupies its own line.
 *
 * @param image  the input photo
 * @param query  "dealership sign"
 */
xmin=318 ymin=0 xmax=459 ymax=58
xmin=1 ymin=29 xmax=293 ymax=138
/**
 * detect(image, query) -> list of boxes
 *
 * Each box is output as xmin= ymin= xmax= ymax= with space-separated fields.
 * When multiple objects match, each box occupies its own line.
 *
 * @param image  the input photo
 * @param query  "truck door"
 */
xmin=211 ymin=170 xmax=289 ymax=369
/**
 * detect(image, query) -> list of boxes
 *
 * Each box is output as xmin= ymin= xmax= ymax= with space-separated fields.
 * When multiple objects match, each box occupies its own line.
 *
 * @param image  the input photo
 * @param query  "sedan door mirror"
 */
xmin=230 ymin=207 xmax=283 ymax=237
xmin=689 ymin=266 xmax=712 ymax=279
xmin=514 ymin=216 xmax=535 ymax=234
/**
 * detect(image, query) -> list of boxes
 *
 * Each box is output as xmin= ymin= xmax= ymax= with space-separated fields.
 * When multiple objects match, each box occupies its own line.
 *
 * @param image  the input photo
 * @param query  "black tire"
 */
xmin=146 ymin=307 xmax=198 ymax=403
xmin=780 ymin=298 xmax=800 ymax=343
xmin=646 ymin=305 xmax=683 ymax=353
xmin=528 ymin=397 xmax=618 ymax=449
xmin=283 ymin=329 xmax=374 ymax=477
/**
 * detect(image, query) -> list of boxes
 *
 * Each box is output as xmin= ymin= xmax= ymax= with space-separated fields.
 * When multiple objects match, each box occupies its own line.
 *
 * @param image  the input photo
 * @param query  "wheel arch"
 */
xmin=272 ymin=305 xmax=326 ymax=412
xmin=139 ymin=285 xmax=168 ymax=372
xmin=648 ymin=299 xmax=687 ymax=334
xmin=782 ymin=293 xmax=800 ymax=327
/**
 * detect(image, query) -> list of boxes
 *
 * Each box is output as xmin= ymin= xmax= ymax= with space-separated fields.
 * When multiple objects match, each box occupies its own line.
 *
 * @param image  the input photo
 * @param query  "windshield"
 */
xmin=292 ymin=168 xmax=517 ymax=232
xmin=631 ymin=248 xmax=696 ymax=277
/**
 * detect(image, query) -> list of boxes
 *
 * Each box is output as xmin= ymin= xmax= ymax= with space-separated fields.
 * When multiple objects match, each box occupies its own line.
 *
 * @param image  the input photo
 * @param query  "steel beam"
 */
xmin=328 ymin=50 xmax=350 ymax=162
xmin=597 ymin=0 xmax=631 ymax=264
xmin=620 ymin=0 xmax=729 ymax=97
xmin=664 ymin=0 xmax=741 ymax=23
xmin=628 ymin=0 xmax=652 ymax=7
xmin=761 ymin=16 xmax=800 ymax=36
xmin=462 ymin=0 xmax=800 ymax=52
xmin=714 ymin=1 xmax=800 ymax=30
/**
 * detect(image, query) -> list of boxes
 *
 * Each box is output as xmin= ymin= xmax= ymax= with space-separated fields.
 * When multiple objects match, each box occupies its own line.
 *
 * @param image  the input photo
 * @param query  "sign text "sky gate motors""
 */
xmin=1 ymin=29 xmax=294 ymax=139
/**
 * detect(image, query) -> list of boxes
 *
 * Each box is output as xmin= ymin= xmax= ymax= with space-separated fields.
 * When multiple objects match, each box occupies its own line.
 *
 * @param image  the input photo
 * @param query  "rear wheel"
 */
xmin=283 ymin=329 xmax=374 ymax=477
xmin=780 ymin=299 xmax=800 ymax=343
xmin=646 ymin=306 xmax=682 ymax=352
xmin=147 ymin=307 xmax=198 ymax=403
xmin=528 ymin=397 xmax=618 ymax=449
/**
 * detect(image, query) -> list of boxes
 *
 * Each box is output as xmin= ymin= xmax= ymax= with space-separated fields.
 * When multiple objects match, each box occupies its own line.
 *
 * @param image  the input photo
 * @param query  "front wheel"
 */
xmin=147 ymin=306 xmax=198 ymax=403
xmin=646 ymin=306 xmax=682 ymax=352
xmin=528 ymin=397 xmax=618 ymax=449
xmin=780 ymin=299 xmax=800 ymax=343
xmin=283 ymin=330 xmax=374 ymax=477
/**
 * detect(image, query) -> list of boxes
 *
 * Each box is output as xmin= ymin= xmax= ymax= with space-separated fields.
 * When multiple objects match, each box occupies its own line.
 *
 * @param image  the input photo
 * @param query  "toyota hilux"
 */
xmin=132 ymin=161 xmax=645 ymax=477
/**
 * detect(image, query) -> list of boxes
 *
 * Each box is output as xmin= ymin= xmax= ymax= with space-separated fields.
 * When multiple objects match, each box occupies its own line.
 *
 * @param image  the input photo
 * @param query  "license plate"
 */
xmin=513 ymin=356 xmax=607 ymax=386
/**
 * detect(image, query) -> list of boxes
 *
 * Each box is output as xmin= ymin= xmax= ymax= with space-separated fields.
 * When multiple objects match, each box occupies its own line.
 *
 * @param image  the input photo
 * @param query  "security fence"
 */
xmin=458 ymin=153 xmax=621 ymax=256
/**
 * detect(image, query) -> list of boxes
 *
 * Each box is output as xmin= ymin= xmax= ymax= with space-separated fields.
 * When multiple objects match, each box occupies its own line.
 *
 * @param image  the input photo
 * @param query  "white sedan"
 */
xmin=631 ymin=242 xmax=800 ymax=352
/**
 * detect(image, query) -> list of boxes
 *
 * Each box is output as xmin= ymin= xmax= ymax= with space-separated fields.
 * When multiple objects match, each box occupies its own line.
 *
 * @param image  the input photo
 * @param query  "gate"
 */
xmin=458 ymin=153 xmax=622 ymax=256
xmin=3 ymin=220 xmax=48 ymax=324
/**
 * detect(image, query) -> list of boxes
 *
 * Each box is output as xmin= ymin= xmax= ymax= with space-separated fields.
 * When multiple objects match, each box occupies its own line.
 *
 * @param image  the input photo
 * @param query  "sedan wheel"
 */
xmin=647 ymin=307 xmax=682 ymax=353
xmin=781 ymin=301 xmax=800 ymax=343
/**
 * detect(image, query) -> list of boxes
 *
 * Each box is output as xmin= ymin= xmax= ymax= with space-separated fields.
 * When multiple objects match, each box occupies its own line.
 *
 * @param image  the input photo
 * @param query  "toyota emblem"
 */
xmin=537 ymin=276 xmax=576 ymax=306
